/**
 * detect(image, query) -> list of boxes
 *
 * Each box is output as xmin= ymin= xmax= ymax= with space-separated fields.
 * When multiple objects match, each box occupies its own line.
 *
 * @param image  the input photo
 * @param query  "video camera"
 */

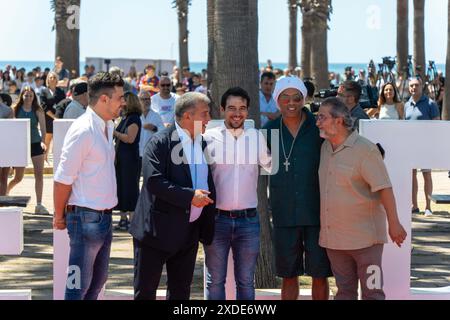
xmin=382 ymin=56 xmax=396 ymax=71
xmin=315 ymin=89 xmax=338 ymax=99
xmin=309 ymin=89 xmax=339 ymax=113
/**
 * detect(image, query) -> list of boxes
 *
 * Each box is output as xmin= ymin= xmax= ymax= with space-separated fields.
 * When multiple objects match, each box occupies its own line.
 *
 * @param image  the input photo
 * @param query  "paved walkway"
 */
xmin=1 ymin=170 xmax=450 ymax=299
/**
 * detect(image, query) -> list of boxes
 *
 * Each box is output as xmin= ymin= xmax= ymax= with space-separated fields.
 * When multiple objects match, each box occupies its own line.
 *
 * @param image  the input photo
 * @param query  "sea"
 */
xmin=1 ymin=60 xmax=445 ymax=79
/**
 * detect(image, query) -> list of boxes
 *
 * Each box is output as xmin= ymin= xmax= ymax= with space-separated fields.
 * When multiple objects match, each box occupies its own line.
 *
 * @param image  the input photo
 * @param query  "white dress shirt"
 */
xmin=54 ymin=107 xmax=118 ymax=210
xmin=139 ymin=109 xmax=165 ymax=157
xmin=175 ymin=122 xmax=209 ymax=222
xmin=204 ymin=123 xmax=272 ymax=211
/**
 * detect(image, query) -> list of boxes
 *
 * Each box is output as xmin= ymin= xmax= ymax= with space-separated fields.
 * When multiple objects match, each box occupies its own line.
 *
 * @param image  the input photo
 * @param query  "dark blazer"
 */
xmin=130 ymin=126 xmax=216 ymax=254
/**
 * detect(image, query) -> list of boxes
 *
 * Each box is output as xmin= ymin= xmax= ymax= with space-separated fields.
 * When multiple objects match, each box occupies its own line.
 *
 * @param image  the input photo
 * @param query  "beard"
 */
xmin=319 ymin=124 xmax=339 ymax=140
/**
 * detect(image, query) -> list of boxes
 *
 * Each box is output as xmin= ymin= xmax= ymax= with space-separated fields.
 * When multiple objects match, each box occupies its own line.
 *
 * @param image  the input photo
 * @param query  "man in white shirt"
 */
xmin=53 ymin=72 xmax=126 ymax=300
xmin=259 ymin=72 xmax=280 ymax=127
xmin=63 ymin=82 xmax=89 ymax=119
xmin=151 ymin=76 xmax=177 ymax=127
xmin=138 ymin=90 xmax=165 ymax=159
xmin=204 ymin=87 xmax=272 ymax=300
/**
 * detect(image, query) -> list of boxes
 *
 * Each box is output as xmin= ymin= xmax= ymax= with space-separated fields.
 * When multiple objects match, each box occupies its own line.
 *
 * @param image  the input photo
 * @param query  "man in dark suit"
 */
xmin=130 ymin=92 xmax=216 ymax=300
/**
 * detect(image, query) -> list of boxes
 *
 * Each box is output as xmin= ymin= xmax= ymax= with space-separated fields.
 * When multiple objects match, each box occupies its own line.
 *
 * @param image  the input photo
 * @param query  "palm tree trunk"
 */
xmin=310 ymin=0 xmax=330 ymax=89
xmin=397 ymin=0 xmax=409 ymax=78
xmin=54 ymin=0 xmax=80 ymax=77
xmin=443 ymin=0 xmax=450 ymax=120
xmin=301 ymin=12 xmax=312 ymax=79
xmin=177 ymin=0 xmax=190 ymax=69
xmin=213 ymin=0 xmax=277 ymax=288
xmin=288 ymin=0 xmax=298 ymax=70
xmin=207 ymin=0 xmax=220 ymax=119
xmin=413 ymin=0 xmax=426 ymax=79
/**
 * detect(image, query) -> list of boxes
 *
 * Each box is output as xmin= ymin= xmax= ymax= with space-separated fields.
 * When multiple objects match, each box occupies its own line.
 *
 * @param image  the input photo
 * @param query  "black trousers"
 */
xmin=133 ymin=239 xmax=199 ymax=300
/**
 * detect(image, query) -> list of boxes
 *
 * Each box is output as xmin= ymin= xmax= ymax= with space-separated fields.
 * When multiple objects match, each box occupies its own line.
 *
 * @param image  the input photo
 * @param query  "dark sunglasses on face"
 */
xmin=279 ymin=94 xmax=303 ymax=104
xmin=160 ymin=84 xmax=171 ymax=88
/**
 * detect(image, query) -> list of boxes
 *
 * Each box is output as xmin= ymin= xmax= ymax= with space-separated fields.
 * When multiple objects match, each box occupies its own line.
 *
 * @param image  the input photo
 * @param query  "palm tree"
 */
xmin=207 ymin=0 xmax=220 ymax=119
xmin=51 ymin=0 xmax=80 ymax=77
xmin=288 ymin=0 xmax=299 ymax=70
xmin=300 ymin=4 xmax=313 ymax=79
xmin=309 ymin=0 xmax=332 ymax=89
xmin=413 ymin=0 xmax=426 ymax=79
xmin=173 ymin=0 xmax=191 ymax=70
xmin=397 ymin=0 xmax=409 ymax=78
xmin=209 ymin=0 xmax=277 ymax=288
xmin=443 ymin=0 xmax=450 ymax=120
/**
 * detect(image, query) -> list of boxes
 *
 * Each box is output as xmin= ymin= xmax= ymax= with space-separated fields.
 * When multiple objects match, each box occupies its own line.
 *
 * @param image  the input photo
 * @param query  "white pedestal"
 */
xmin=0 ymin=290 xmax=32 ymax=300
xmin=0 ymin=120 xmax=31 ymax=299
xmin=53 ymin=230 xmax=70 ymax=300
xmin=0 ymin=119 xmax=30 ymax=167
xmin=53 ymin=120 xmax=75 ymax=300
xmin=360 ymin=120 xmax=450 ymax=300
xmin=0 ymin=207 xmax=23 ymax=255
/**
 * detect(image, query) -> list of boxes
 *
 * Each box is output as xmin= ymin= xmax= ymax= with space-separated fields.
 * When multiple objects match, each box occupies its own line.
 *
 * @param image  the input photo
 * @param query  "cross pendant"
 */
xmin=284 ymin=159 xmax=290 ymax=172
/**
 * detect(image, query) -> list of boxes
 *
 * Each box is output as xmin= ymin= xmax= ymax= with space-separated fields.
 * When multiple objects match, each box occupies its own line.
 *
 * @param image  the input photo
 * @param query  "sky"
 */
xmin=0 ymin=0 xmax=447 ymax=64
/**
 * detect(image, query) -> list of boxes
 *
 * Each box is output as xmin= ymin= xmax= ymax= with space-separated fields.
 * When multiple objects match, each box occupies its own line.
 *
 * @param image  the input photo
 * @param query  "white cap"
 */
xmin=273 ymin=76 xmax=307 ymax=109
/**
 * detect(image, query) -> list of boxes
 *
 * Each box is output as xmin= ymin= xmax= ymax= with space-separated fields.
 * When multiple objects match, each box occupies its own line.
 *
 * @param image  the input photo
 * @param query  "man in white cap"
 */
xmin=263 ymin=76 xmax=332 ymax=300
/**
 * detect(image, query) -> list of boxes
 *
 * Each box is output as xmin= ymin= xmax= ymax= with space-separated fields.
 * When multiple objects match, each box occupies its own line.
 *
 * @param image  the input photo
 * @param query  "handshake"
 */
xmin=191 ymin=189 xmax=214 ymax=208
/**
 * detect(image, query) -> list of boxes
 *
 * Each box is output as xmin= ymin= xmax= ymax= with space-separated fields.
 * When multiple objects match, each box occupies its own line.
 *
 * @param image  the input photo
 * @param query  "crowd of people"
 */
xmin=0 ymin=57 xmax=442 ymax=301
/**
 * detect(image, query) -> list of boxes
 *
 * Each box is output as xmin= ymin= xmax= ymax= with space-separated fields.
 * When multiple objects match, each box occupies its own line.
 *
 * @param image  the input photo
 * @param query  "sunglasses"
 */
xmin=278 ymin=95 xmax=303 ymax=105
xmin=160 ymin=84 xmax=171 ymax=88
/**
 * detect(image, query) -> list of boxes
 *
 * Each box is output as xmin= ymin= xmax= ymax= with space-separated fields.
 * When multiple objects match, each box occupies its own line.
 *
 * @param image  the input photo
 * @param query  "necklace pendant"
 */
xmin=283 ymin=159 xmax=290 ymax=172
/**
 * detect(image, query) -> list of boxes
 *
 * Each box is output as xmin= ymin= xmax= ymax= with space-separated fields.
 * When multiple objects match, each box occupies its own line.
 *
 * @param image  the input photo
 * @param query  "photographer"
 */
xmin=344 ymin=66 xmax=355 ymax=81
xmin=339 ymin=81 xmax=369 ymax=131
xmin=304 ymin=80 xmax=318 ymax=113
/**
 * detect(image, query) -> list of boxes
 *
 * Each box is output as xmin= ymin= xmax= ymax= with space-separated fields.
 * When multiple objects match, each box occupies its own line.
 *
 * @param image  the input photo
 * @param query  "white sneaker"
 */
xmin=34 ymin=204 xmax=50 ymax=215
xmin=424 ymin=209 xmax=433 ymax=217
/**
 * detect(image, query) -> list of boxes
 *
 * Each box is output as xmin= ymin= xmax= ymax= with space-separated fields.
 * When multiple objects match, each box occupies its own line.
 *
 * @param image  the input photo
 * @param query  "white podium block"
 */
xmin=53 ymin=230 xmax=70 ymax=300
xmin=0 ymin=207 xmax=23 ymax=255
xmin=360 ymin=120 xmax=450 ymax=300
xmin=0 ymin=290 xmax=32 ymax=300
xmin=53 ymin=120 xmax=75 ymax=300
xmin=0 ymin=119 xmax=30 ymax=167
xmin=53 ymin=120 xmax=75 ymax=169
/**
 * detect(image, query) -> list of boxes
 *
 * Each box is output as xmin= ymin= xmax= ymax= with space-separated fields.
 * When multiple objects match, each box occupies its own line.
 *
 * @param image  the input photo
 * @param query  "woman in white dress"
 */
xmin=377 ymin=82 xmax=404 ymax=120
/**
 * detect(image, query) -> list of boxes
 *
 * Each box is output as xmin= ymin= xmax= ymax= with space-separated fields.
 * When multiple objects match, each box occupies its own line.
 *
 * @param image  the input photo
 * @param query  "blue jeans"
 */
xmin=205 ymin=213 xmax=260 ymax=300
xmin=65 ymin=208 xmax=113 ymax=300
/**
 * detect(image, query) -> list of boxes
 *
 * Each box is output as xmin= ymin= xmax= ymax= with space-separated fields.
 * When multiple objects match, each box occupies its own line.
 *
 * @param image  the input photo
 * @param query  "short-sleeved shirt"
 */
xmin=151 ymin=93 xmax=177 ymax=125
xmin=405 ymin=95 xmax=440 ymax=120
xmin=350 ymin=104 xmax=369 ymax=132
xmin=318 ymin=131 xmax=391 ymax=250
xmin=264 ymin=109 xmax=322 ymax=227
xmin=139 ymin=75 xmax=160 ymax=96
xmin=63 ymin=100 xmax=86 ymax=119
xmin=259 ymin=91 xmax=278 ymax=127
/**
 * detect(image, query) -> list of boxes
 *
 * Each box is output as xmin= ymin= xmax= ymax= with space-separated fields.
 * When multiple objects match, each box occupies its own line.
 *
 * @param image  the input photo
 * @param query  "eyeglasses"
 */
xmin=160 ymin=84 xmax=171 ymax=88
xmin=316 ymin=114 xmax=333 ymax=122
xmin=278 ymin=94 xmax=303 ymax=105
